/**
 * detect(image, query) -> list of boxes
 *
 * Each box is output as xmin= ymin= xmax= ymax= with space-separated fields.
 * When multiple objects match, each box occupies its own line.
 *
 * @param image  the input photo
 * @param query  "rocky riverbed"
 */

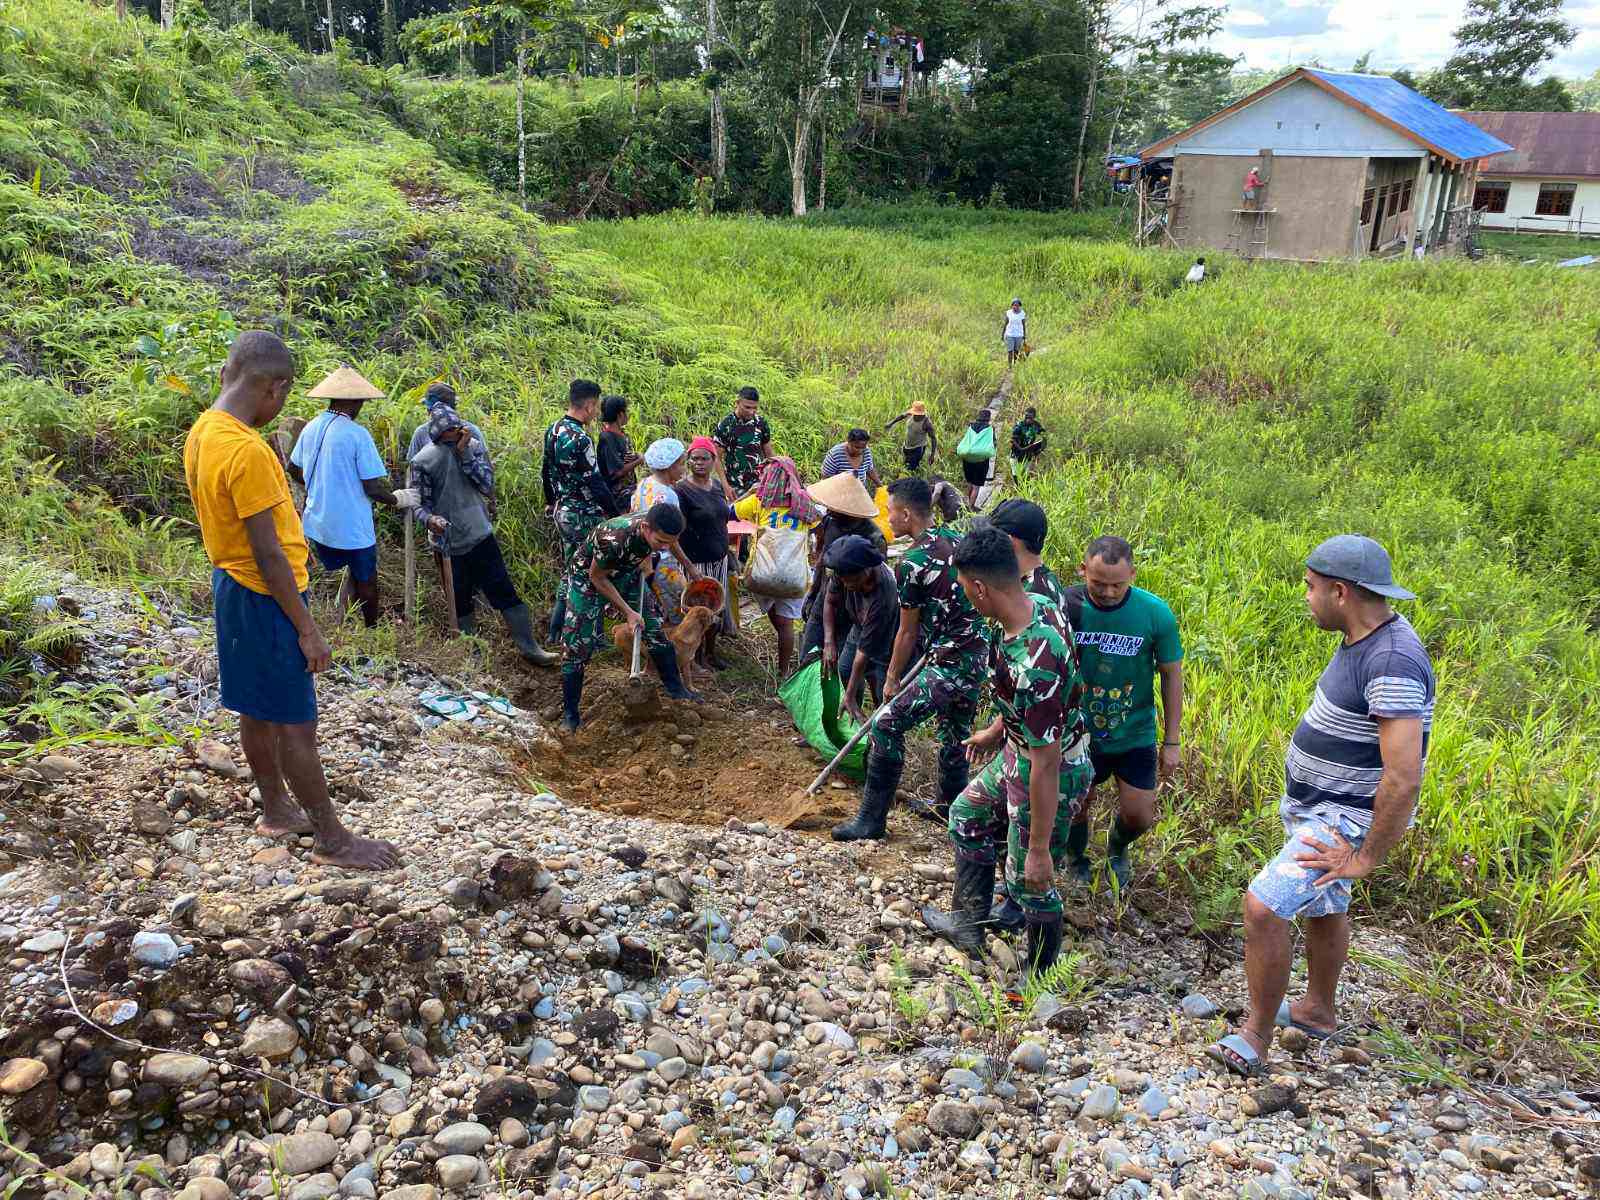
xmin=2 ymin=579 xmax=1597 ymax=1200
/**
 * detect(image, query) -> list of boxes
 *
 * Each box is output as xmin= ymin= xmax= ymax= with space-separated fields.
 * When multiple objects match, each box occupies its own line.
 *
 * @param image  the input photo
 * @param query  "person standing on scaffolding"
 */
xmin=1244 ymin=165 xmax=1264 ymax=210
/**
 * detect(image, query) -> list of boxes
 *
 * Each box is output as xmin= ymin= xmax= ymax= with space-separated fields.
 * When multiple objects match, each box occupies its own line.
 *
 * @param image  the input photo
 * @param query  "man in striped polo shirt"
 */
xmin=1208 ymin=535 xmax=1434 ymax=1077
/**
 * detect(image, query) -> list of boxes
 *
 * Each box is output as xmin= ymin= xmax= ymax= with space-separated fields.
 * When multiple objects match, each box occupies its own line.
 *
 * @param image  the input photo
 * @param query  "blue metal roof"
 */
xmin=1304 ymin=69 xmax=1513 ymax=161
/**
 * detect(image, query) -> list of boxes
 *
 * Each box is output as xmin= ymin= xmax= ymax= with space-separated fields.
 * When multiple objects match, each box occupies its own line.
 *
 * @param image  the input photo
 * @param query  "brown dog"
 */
xmin=611 ymin=606 xmax=717 ymax=689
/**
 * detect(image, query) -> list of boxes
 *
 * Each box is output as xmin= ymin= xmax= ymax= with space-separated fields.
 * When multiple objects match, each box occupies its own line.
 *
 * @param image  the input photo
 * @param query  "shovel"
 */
xmin=621 ymin=571 xmax=657 ymax=721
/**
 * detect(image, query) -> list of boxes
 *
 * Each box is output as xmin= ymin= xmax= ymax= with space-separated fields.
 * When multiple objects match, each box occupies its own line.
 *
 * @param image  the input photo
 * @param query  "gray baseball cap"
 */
xmin=1306 ymin=534 xmax=1415 ymax=601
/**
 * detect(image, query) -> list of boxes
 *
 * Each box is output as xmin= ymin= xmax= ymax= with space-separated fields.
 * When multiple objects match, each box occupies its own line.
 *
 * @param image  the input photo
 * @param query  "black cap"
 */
xmin=424 ymin=382 xmax=457 ymax=409
xmin=989 ymin=499 xmax=1048 ymax=555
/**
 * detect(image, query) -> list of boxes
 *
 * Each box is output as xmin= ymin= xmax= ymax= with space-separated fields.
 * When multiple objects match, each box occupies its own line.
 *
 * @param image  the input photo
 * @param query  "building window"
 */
xmin=1361 ymin=188 xmax=1375 ymax=224
xmin=1399 ymin=181 xmax=1413 ymax=213
xmin=1473 ymin=182 xmax=1509 ymax=214
xmin=1535 ymin=183 xmax=1576 ymax=216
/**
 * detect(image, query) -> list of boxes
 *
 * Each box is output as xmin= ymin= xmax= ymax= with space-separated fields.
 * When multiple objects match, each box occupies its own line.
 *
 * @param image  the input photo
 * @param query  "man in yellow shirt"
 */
xmin=183 ymin=331 xmax=399 ymax=871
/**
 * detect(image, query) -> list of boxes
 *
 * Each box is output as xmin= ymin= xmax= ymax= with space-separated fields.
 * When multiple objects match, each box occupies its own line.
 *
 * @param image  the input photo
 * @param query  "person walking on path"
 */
xmin=183 ymin=331 xmax=399 ymax=871
xmin=407 ymin=381 xmax=485 ymax=462
xmin=734 ymin=457 xmax=820 ymax=682
xmin=958 ymin=410 xmax=998 ymax=507
xmin=833 ymin=477 xmax=988 ymax=842
xmin=597 ymin=394 xmax=643 ymax=513
xmin=1063 ymin=536 xmax=1183 ymax=891
xmin=885 ymin=402 xmax=937 ymax=473
xmin=288 ymin=367 xmax=399 ymax=628
xmin=819 ymin=534 xmax=900 ymax=721
xmin=1009 ymin=407 xmax=1047 ymax=477
xmin=411 ymin=408 xmax=557 ymax=665
xmin=713 ymin=386 xmax=774 ymax=496
xmin=543 ymin=379 xmax=618 ymax=643
xmin=1002 ymin=298 xmax=1027 ymax=366
xmin=1208 ymin=535 xmax=1433 ymax=1078
xmin=675 ymin=437 xmax=737 ymax=670
xmin=820 ymin=428 xmax=881 ymax=489
xmin=798 ymin=472 xmax=887 ymax=661
xmin=920 ymin=524 xmax=1090 ymax=978
xmin=632 ymin=438 xmax=689 ymax=620
xmin=558 ymin=505 xmax=701 ymax=732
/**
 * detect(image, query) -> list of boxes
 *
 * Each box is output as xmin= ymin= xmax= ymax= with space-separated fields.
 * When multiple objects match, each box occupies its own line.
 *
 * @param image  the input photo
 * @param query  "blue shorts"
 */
xmin=1248 ymin=800 xmax=1368 ymax=920
xmin=213 ymin=568 xmax=317 ymax=726
xmin=1005 ymin=335 xmax=1024 ymax=352
xmin=311 ymin=540 xmax=378 ymax=583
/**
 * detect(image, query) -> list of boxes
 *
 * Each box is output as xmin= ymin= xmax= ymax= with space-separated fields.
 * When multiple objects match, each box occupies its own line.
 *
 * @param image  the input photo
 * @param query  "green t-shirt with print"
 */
xmin=1066 ymin=584 xmax=1182 ymax=754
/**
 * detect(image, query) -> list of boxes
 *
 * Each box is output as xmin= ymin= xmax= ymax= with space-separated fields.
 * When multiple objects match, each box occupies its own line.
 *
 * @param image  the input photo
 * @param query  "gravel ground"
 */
xmin=2 ymin=579 xmax=1598 ymax=1200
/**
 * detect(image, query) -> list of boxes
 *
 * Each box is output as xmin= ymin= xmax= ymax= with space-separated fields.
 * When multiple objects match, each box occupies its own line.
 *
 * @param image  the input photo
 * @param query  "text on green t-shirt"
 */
xmin=1067 ymin=584 xmax=1182 ymax=753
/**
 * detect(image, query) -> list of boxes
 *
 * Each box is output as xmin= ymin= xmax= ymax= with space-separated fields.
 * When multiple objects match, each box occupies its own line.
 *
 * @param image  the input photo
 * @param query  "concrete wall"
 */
xmin=1475 ymin=177 xmax=1600 ymax=234
xmin=1174 ymin=78 xmax=1425 ymax=158
xmin=1172 ymin=152 xmax=1368 ymax=260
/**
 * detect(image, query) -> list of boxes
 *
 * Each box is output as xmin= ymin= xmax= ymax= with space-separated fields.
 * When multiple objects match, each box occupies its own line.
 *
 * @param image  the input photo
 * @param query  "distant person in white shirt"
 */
xmin=1185 ymin=257 xmax=1206 ymax=285
xmin=1002 ymin=298 xmax=1027 ymax=366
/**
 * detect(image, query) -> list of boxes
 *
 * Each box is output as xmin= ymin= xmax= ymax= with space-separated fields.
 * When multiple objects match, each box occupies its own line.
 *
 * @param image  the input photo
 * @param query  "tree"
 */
xmin=743 ymin=0 xmax=862 ymax=216
xmin=1422 ymin=0 xmax=1576 ymax=110
xmin=1571 ymin=69 xmax=1600 ymax=112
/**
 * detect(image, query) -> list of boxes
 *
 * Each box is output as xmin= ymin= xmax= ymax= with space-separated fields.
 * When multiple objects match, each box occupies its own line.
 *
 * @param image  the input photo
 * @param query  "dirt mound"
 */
xmin=515 ymin=660 xmax=861 ymax=832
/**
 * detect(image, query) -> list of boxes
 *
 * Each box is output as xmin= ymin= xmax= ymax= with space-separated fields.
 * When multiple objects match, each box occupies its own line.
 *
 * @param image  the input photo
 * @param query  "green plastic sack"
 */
xmin=778 ymin=659 xmax=867 ymax=779
xmin=956 ymin=424 xmax=996 ymax=462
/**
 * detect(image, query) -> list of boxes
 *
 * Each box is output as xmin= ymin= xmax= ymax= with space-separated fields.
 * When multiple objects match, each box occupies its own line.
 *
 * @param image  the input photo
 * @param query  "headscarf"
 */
xmin=754 ymin=457 xmax=821 ymax=524
xmin=428 ymin=406 xmax=466 ymax=442
xmin=644 ymin=438 xmax=686 ymax=471
xmin=824 ymin=534 xmax=886 ymax=574
xmin=687 ymin=436 xmax=719 ymax=459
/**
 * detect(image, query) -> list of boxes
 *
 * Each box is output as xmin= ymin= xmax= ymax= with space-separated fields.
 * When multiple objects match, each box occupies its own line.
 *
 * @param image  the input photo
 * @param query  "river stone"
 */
xmin=20 ymin=930 xmax=66 ymax=953
xmin=130 ymin=931 xmax=183 ymax=968
xmin=271 ymin=1131 xmax=338 ymax=1176
xmin=1180 ymin=993 xmax=1219 ymax=1019
xmin=432 ymin=1122 xmax=492 ymax=1156
xmin=379 ymin=1189 xmax=438 ymax=1200
xmin=144 ymin=1053 xmax=210 ymax=1088
xmin=435 ymin=1157 xmax=481 ymax=1189
xmin=1009 ymin=1041 xmax=1048 ymax=1073
xmin=1081 ymin=1084 xmax=1121 ymax=1120
xmin=578 ymin=1086 xmax=612 ymax=1111
xmin=239 ymin=1016 xmax=299 ymax=1060
xmin=0 ymin=1058 xmax=49 ymax=1094
xmin=926 ymin=1101 xmax=980 ymax=1139
xmin=290 ymin=1174 xmax=338 ymax=1200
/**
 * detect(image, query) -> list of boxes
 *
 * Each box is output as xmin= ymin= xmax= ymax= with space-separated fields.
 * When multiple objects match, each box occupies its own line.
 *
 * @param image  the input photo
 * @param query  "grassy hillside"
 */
xmin=4 ymin=1 xmax=1599 ymax=1057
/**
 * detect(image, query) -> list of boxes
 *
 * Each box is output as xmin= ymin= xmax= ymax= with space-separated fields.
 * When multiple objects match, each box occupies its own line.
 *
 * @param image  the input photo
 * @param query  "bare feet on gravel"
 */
xmin=311 ymin=834 xmax=402 ymax=871
xmin=255 ymin=797 xmax=314 ymax=837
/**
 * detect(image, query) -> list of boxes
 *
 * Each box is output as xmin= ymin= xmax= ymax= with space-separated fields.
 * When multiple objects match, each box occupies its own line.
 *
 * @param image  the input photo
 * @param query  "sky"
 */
xmin=1213 ymin=0 xmax=1600 ymax=78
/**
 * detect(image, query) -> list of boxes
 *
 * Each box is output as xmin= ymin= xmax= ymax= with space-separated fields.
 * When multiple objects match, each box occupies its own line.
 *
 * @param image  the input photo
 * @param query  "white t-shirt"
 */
xmin=1004 ymin=308 xmax=1027 ymax=337
xmin=1185 ymin=263 xmax=1205 ymax=284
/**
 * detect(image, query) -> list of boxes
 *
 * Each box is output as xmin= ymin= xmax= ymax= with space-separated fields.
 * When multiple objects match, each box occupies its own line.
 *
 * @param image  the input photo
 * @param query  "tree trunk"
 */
xmin=707 ymin=0 xmax=727 ymax=187
xmin=789 ymin=129 xmax=809 ymax=217
xmin=817 ymin=120 xmax=826 ymax=211
xmin=516 ymin=42 xmax=528 ymax=209
xmin=381 ymin=0 xmax=398 ymax=65
xmin=326 ymin=0 xmax=336 ymax=51
xmin=300 ymin=0 xmax=312 ymax=50
xmin=1070 ymin=14 xmax=1102 ymax=207
xmin=160 ymin=0 xmax=174 ymax=30
xmin=785 ymin=5 xmax=851 ymax=218
xmin=116 ymin=0 xmax=126 ymax=18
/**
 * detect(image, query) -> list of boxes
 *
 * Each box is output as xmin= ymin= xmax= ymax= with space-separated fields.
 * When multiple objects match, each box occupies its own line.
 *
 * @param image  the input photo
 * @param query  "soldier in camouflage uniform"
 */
xmin=986 ymin=498 xmax=1075 ymax=932
xmin=920 ymin=524 xmax=1090 ymax=980
xmin=559 ymin=504 xmax=701 ymax=732
xmin=542 ymin=379 xmax=619 ymax=642
xmin=832 ymin=478 xmax=989 ymax=843
xmin=711 ymin=386 xmax=774 ymax=495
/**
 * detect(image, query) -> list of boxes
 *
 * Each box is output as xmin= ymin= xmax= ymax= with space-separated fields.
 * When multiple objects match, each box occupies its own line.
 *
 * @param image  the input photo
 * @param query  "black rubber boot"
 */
xmin=932 ymin=741 xmax=971 ymax=824
xmin=560 ymin=668 xmax=584 ymax=733
xmin=1024 ymin=911 xmax=1065 ymax=983
xmin=920 ymin=856 xmax=995 ymax=957
xmin=457 ymin=613 xmax=477 ymax=637
xmin=650 ymin=646 xmax=701 ymax=701
xmin=546 ymin=591 xmax=567 ymax=644
xmin=502 ymin=603 xmax=558 ymax=666
xmin=832 ymin=749 xmax=899 ymax=842
xmin=990 ymin=894 xmax=1026 ymax=933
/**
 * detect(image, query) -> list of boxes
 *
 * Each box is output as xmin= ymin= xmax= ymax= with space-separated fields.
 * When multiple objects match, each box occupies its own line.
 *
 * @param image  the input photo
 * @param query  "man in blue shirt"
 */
xmin=289 ymin=367 xmax=400 ymax=627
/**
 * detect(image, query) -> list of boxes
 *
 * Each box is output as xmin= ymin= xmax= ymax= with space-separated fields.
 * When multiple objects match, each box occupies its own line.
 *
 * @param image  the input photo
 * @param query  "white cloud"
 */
xmin=1212 ymin=0 xmax=1600 ymax=78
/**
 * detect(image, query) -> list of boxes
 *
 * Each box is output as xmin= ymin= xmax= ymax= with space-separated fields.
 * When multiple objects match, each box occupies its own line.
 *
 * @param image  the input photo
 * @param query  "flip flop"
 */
xmin=1205 ymin=1033 xmax=1267 ymax=1079
xmin=1275 ymin=999 xmax=1334 ymax=1040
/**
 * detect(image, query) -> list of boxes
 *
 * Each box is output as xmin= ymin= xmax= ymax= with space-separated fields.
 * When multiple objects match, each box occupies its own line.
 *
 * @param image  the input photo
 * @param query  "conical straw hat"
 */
xmin=806 ymin=471 xmax=879 ymax=519
xmin=308 ymin=365 xmax=384 ymax=400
